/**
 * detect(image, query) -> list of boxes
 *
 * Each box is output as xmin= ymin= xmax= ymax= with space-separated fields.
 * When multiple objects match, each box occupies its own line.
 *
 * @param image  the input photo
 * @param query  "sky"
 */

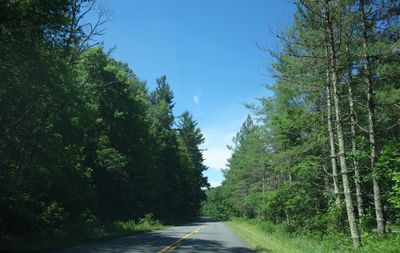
xmin=89 ymin=0 xmax=295 ymax=187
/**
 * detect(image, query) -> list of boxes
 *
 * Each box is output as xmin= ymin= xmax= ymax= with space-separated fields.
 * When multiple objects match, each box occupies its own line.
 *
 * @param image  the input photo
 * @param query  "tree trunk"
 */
xmin=359 ymin=0 xmax=385 ymax=235
xmin=325 ymin=0 xmax=361 ymax=247
xmin=325 ymin=58 xmax=341 ymax=205
xmin=345 ymin=42 xmax=364 ymax=218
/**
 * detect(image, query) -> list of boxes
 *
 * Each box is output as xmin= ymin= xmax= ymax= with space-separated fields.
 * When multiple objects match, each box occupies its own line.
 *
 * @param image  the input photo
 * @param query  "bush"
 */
xmin=113 ymin=220 xmax=136 ymax=231
xmin=324 ymin=203 xmax=348 ymax=233
xmin=41 ymin=202 xmax=67 ymax=230
xmin=137 ymin=213 xmax=161 ymax=229
xmin=113 ymin=213 xmax=161 ymax=232
xmin=257 ymin=220 xmax=276 ymax=233
xmin=80 ymin=209 xmax=98 ymax=225
xmin=359 ymin=209 xmax=376 ymax=232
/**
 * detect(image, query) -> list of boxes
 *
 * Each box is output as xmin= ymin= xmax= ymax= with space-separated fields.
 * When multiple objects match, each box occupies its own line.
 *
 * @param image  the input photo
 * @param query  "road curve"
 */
xmin=56 ymin=219 xmax=254 ymax=253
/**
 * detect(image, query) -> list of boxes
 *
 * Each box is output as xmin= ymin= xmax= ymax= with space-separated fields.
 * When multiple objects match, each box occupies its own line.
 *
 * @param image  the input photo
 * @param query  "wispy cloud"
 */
xmin=201 ymin=104 xmax=248 ymax=171
xmin=203 ymin=147 xmax=231 ymax=170
xmin=208 ymin=180 xmax=222 ymax=188
xmin=193 ymin=95 xmax=200 ymax=106
xmin=202 ymin=129 xmax=237 ymax=170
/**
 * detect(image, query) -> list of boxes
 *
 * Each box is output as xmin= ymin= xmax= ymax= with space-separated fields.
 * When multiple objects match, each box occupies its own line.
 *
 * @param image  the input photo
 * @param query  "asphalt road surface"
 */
xmin=56 ymin=219 xmax=255 ymax=253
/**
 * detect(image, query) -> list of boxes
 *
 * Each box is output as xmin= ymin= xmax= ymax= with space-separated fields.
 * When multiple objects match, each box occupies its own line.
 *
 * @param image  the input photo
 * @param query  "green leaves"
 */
xmin=41 ymin=202 xmax=67 ymax=229
xmin=0 ymin=2 xmax=208 ymax=236
xmin=376 ymin=144 xmax=400 ymax=209
xmin=204 ymin=0 xmax=400 ymax=242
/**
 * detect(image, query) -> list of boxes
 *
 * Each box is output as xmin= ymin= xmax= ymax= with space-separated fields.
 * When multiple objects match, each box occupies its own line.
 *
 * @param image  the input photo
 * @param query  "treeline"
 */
xmin=202 ymin=0 xmax=399 ymax=247
xmin=0 ymin=0 xmax=208 ymax=236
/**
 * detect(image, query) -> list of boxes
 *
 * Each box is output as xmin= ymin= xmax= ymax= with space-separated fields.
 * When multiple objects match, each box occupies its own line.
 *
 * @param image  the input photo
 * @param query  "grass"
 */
xmin=0 ymin=215 xmax=167 ymax=252
xmin=226 ymin=218 xmax=400 ymax=253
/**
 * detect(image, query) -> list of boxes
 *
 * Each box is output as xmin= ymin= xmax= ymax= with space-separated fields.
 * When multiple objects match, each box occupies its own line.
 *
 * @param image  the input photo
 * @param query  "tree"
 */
xmin=323 ymin=0 xmax=361 ymax=246
xmin=177 ymin=111 xmax=209 ymax=216
xmin=0 ymin=1 xmax=209 ymax=236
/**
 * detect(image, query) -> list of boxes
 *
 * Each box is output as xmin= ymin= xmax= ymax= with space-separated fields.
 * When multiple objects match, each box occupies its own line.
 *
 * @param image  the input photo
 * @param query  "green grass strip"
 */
xmin=226 ymin=219 xmax=400 ymax=253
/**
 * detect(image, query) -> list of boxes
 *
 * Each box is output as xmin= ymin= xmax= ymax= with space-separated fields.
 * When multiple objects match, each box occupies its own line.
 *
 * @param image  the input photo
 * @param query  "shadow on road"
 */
xmin=58 ymin=236 xmax=254 ymax=253
xmin=56 ymin=219 xmax=255 ymax=253
xmin=171 ymin=237 xmax=255 ymax=253
xmin=163 ymin=217 xmax=221 ymax=227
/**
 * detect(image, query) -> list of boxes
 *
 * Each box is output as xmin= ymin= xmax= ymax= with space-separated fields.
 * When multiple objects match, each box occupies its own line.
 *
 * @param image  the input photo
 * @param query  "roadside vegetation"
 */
xmin=0 ymin=214 xmax=164 ymax=252
xmin=1 ymin=0 xmax=399 ymax=252
xmin=227 ymin=218 xmax=400 ymax=253
xmin=0 ymin=1 xmax=208 ymax=251
xmin=202 ymin=0 xmax=400 ymax=251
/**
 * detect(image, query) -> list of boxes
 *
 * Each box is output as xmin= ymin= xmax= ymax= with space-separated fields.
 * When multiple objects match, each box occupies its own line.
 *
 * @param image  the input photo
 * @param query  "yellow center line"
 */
xmin=157 ymin=224 xmax=205 ymax=252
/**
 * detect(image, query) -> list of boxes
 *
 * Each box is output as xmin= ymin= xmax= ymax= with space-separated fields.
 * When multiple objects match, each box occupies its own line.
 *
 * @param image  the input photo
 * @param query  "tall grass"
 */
xmin=227 ymin=218 xmax=400 ymax=253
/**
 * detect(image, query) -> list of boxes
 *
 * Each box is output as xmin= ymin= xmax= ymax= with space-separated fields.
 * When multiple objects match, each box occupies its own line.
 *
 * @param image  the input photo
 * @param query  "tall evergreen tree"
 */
xmin=177 ymin=111 xmax=209 ymax=216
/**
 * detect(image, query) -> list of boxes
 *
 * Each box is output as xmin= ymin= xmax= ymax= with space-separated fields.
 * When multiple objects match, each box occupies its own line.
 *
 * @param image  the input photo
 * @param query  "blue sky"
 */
xmin=90 ymin=0 xmax=295 ymax=187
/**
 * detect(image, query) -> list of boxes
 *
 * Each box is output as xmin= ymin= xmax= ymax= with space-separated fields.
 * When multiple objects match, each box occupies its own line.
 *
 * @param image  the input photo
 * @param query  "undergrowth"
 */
xmin=0 ymin=214 xmax=164 ymax=252
xmin=227 ymin=218 xmax=400 ymax=253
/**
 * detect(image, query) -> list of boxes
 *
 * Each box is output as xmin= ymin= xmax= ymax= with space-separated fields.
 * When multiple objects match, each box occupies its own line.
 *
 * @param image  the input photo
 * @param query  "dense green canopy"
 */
xmin=0 ymin=0 xmax=208 ymax=235
xmin=202 ymin=0 xmax=399 ymax=247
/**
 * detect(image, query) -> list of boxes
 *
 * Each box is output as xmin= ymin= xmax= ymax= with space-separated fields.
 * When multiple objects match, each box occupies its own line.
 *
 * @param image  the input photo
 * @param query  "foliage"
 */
xmin=201 ymin=187 xmax=235 ymax=220
xmin=227 ymin=218 xmax=400 ymax=253
xmin=0 ymin=0 xmax=208 ymax=244
xmin=202 ymin=0 xmax=399 ymax=249
xmin=0 ymin=215 xmax=164 ymax=252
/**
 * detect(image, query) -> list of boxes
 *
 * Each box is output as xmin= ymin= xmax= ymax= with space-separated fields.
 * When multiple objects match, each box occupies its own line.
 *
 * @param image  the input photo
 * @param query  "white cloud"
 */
xmin=203 ymin=147 xmax=231 ymax=170
xmin=202 ymin=124 xmax=243 ymax=170
xmin=193 ymin=95 xmax=200 ymax=106
xmin=208 ymin=180 xmax=222 ymax=188
xmin=199 ymin=104 xmax=249 ymax=187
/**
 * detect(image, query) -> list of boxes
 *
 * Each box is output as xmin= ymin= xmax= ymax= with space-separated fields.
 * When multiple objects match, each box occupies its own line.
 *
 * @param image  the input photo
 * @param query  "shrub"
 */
xmin=80 ymin=209 xmax=97 ymax=225
xmin=324 ymin=203 xmax=347 ymax=233
xmin=41 ymin=201 xmax=67 ymax=230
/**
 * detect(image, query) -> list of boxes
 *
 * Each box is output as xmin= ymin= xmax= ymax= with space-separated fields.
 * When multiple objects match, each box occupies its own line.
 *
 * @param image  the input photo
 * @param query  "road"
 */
xmin=56 ymin=219 xmax=254 ymax=253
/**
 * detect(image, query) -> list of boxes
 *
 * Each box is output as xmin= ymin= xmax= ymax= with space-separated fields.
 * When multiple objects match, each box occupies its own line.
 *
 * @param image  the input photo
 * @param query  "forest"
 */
xmin=0 ymin=0 xmax=208 ymax=245
xmin=201 ymin=0 xmax=400 ymax=250
xmin=1 ymin=0 xmax=400 ymax=252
